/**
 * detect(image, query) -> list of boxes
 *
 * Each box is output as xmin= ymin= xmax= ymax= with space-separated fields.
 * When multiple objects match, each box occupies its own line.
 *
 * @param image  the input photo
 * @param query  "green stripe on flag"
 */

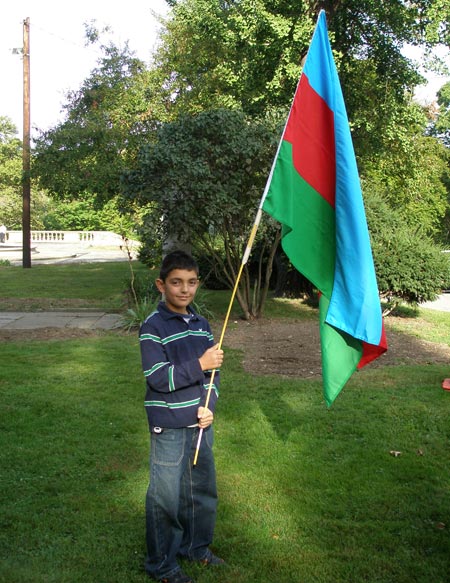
xmin=319 ymin=294 xmax=362 ymax=406
xmin=263 ymin=140 xmax=335 ymax=298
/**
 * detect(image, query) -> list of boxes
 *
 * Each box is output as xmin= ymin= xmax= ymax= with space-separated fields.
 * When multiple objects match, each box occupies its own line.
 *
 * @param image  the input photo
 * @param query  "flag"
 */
xmin=262 ymin=10 xmax=387 ymax=406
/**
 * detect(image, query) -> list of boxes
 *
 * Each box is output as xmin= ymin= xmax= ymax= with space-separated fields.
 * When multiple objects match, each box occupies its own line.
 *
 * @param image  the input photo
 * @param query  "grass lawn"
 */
xmin=0 ymin=262 xmax=151 ymax=312
xmin=1 ymin=263 xmax=450 ymax=582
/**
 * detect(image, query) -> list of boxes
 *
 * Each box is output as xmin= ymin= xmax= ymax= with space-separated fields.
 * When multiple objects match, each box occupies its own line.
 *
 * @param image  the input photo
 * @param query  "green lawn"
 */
xmin=1 ymin=263 xmax=450 ymax=582
xmin=0 ymin=262 xmax=151 ymax=311
xmin=0 ymin=261 xmax=317 ymax=320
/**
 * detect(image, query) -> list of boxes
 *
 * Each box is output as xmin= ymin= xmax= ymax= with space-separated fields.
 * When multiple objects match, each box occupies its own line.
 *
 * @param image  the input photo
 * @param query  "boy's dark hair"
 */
xmin=159 ymin=250 xmax=199 ymax=281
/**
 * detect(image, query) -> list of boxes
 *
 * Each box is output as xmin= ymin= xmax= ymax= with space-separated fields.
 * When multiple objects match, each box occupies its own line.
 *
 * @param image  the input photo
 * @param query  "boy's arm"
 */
xmin=199 ymin=322 xmax=222 ymax=412
xmin=140 ymin=326 xmax=205 ymax=393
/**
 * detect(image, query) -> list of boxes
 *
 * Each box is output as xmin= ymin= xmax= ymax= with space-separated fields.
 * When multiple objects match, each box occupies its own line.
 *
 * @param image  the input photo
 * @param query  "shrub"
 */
xmin=122 ymin=295 xmax=159 ymax=331
xmin=373 ymin=231 xmax=450 ymax=305
xmin=364 ymin=189 xmax=450 ymax=310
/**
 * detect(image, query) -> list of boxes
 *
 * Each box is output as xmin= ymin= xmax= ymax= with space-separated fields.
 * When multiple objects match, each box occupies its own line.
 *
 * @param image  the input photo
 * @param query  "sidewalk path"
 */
xmin=0 ymin=311 xmax=123 ymax=330
xmin=2 ymin=294 xmax=449 ymax=332
xmin=421 ymin=293 xmax=450 ymax=313
xmin=0 ymin=241 xmax=138 ymax=266
xmin=0 ymin=241 xmax=131 ymax=330
xmin=1 ymin=239 xmax=449 ymax=329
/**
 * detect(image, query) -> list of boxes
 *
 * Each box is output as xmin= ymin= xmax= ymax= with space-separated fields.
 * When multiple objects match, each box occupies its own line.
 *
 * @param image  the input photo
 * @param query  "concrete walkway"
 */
xmin=0 ymin=241 xmax=137 ymax=266
xmin=1 ymin=294 xmax=448 ymax=332
xmin=0 ymin=240 xmax=134 ymax=330
xmin=0 ymin=311 xmax=124 ymax=330
xmin=1 ymin=240 xmax=449 ymax=330
xmin=421 ymin=293 xmax=450 ymax=312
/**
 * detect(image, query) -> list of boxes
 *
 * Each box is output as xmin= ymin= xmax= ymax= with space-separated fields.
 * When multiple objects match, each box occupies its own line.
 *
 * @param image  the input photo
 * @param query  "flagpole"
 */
xmin=192 ymin=207 xmax=263 ymax=466
xmin=257 ymin=71 xmax=303 ymax=210
xmin=193 ymin=71 xmax=304 ymax=467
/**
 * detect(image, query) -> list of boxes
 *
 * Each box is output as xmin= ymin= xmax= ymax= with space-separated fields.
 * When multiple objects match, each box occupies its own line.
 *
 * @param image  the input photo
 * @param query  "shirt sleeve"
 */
xmin=201 ymin=321 xmax=220 ymax=411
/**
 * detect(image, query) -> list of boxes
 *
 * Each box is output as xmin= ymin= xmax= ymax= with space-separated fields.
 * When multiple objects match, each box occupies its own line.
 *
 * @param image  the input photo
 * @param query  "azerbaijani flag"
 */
xmin=262 ymin=10 xmax=387 ymax=406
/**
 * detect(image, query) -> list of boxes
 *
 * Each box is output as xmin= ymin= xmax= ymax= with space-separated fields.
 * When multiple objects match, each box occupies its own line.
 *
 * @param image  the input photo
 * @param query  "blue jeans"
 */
xmin=145 ymin=426 xmax=217 ymax=580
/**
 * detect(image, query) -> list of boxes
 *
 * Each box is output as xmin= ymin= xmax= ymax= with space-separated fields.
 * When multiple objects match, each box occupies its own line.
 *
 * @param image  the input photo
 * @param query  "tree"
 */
xmin=0 ymin=117 xmax=22 ymax=209
xmin=149 ymin=0 xmax=450 ymax=301
xmin=154 ymin=0 xmax=314 ymax=115
xmin=362 ymin=99 xmax=449 ymax=239
xmin=123 ymin=108 xmax=281 ymax=319
xmin=422 ymin=0 xmax=450 ymax=47
xmin=154 ymin=0 xmax=437 ymax=118
xmin=0 ymin=116 xmax=49 ymax=230
xmin=431 ymin=81 xmax=450 ymax=148
xmin=155 ymin=0 xmax=449 ymax=188
xmin=42 ymin=194 xmax=137 ymax=234
xmin=364 ymin=189 xmax=450 ymax=311
xmin=32 ymin=25 xmax=164 ymax=206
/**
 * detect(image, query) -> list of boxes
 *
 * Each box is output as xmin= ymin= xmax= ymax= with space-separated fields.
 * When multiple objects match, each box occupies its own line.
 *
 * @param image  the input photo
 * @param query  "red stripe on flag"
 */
xmin=283 ymin=74 xmax=336 ymax=208
xmin=358 ymin=323 xmax=388 ymax=369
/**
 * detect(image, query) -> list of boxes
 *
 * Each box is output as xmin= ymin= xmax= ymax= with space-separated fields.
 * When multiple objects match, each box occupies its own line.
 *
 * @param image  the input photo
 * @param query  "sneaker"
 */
xmin=159 ymin=570 xmax=194 ymax=583
xmin=199 ymin=548 xmax=225 ymax=566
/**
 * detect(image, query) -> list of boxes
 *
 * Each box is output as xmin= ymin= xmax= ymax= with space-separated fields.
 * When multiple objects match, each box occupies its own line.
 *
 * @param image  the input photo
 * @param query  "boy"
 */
xmin=139 ymin=250 xmax=224 ymax=583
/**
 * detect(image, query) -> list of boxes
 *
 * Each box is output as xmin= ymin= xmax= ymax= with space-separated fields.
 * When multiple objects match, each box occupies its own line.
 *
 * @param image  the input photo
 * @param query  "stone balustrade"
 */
xmin=3 ymin=230 xmax=126 ymax=245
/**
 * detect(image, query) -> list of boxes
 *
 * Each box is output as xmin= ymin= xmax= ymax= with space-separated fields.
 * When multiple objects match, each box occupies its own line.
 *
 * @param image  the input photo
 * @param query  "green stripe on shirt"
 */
xmin=168 ymin=365 xmax=175 ymax=391
xmin=143 ymin=361 xmax=169 ymax=377
xmin=139 ymin=333 xmax=162 ymax=343
xmin=144 ymin=398 xmax=201 ymax=409
xmin=162 ymin=330 xmax=214 ymax=345
xmin=203 ymin=383 xmax=219 ymax=397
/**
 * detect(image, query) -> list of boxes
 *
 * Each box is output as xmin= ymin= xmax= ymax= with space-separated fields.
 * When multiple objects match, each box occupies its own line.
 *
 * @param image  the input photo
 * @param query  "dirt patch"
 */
xmin=0 ymin=328 xmax=118 ymax=343
xmin=0 ymin=298 xmax=103 ymax=311
xmin=219 ymin=318 xmax=450 ymax=379
xmin=2 ymin=316 xmax=450 ymax=378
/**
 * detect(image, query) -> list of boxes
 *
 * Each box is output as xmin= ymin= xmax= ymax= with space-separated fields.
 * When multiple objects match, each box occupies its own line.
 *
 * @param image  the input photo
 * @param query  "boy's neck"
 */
xmin=164 ymin=300 xmax=189 ymax=315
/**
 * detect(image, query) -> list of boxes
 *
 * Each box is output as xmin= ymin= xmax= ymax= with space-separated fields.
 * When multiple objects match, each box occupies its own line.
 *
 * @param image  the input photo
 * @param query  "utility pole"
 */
xmin=22 ymin=17 xmax=31 ymax=268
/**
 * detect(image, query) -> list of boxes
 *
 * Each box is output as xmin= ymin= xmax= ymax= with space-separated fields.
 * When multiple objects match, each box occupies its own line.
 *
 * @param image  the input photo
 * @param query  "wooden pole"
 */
xmin=191 ymin=76 xmax=295 ymax=465
xmin=192 ymin=210 xmax=264 ymax=466
xmin=22 ymin=17 xmax=31 ymax=268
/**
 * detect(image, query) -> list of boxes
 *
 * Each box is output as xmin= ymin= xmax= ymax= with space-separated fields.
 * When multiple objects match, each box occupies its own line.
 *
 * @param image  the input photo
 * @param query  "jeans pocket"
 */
xmin=203 ymin=426 xmax=214 ymax=449
xmin=151 ymin=428 xmax=185 ymax=467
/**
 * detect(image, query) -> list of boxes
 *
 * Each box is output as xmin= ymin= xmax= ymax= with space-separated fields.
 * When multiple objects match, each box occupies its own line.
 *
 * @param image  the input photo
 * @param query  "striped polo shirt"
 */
xmin=139 ymin=301 xmax=219 ymax=429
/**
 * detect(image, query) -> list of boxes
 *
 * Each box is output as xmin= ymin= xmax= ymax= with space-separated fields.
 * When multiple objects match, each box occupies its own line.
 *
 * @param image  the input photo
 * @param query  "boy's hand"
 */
xmin=198 ymin=406 xmax=214 ymax=428
xmin=199 ymin=344 xmax=224 ymax=371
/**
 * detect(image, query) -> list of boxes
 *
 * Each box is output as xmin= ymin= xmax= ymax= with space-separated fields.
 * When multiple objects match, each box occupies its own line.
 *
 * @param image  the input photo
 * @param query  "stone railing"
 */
xmin=4 ymin=230 xmax=125 ymax=245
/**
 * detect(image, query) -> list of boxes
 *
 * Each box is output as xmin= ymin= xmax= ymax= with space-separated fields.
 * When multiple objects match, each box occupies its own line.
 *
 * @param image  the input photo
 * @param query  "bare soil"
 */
xmin=220 ymin=318 xmax=450 ymax=379
xmin=2 ymin=314 xmax=450 ymax=379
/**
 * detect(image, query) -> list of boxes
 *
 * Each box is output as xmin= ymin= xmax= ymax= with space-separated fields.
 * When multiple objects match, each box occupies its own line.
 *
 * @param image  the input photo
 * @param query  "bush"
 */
xmin=122 ymin=295 xmax=159 ymax=331
xmin=364 ymin=189 xmax=450 ymax=307
xmin=194 ymin=250 xmax=228 ymax=290
xmin=373 ymin=231 xmax=450 ymax=304
xmin=136 ymin=211 xmax=163 ymax=268
xmin=125 ymin=270 xmax=159 ymax=304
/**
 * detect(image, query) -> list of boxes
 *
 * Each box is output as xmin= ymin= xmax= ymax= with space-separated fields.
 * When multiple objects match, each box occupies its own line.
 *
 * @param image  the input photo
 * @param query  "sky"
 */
xmin=1 ymin=1 xmax=449 ymax=140
xmin=1 ymin=0 xmax=169 ymax=138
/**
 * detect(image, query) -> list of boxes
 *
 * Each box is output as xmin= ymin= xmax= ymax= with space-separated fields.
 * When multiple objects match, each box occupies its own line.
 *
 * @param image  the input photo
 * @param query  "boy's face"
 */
xmin=156 ymin=269 xmax=199 ymax=314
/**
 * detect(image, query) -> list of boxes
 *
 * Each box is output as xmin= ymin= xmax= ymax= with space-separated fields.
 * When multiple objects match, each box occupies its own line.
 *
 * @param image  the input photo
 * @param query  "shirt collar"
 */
xmin=158 ymin=301 xmax=199 ymax=321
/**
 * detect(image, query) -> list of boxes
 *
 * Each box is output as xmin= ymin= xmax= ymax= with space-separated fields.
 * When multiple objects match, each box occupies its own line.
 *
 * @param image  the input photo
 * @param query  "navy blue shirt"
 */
xmin=139 ymin=301 xmax=219 ymax=429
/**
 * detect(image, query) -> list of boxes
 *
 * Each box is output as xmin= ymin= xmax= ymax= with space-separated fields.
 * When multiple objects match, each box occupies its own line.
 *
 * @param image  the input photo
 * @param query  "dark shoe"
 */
xmin=159 ymin=570 xmax=194 ymax=583
xmin=199 ymin=548 xmax=225 ymax=566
